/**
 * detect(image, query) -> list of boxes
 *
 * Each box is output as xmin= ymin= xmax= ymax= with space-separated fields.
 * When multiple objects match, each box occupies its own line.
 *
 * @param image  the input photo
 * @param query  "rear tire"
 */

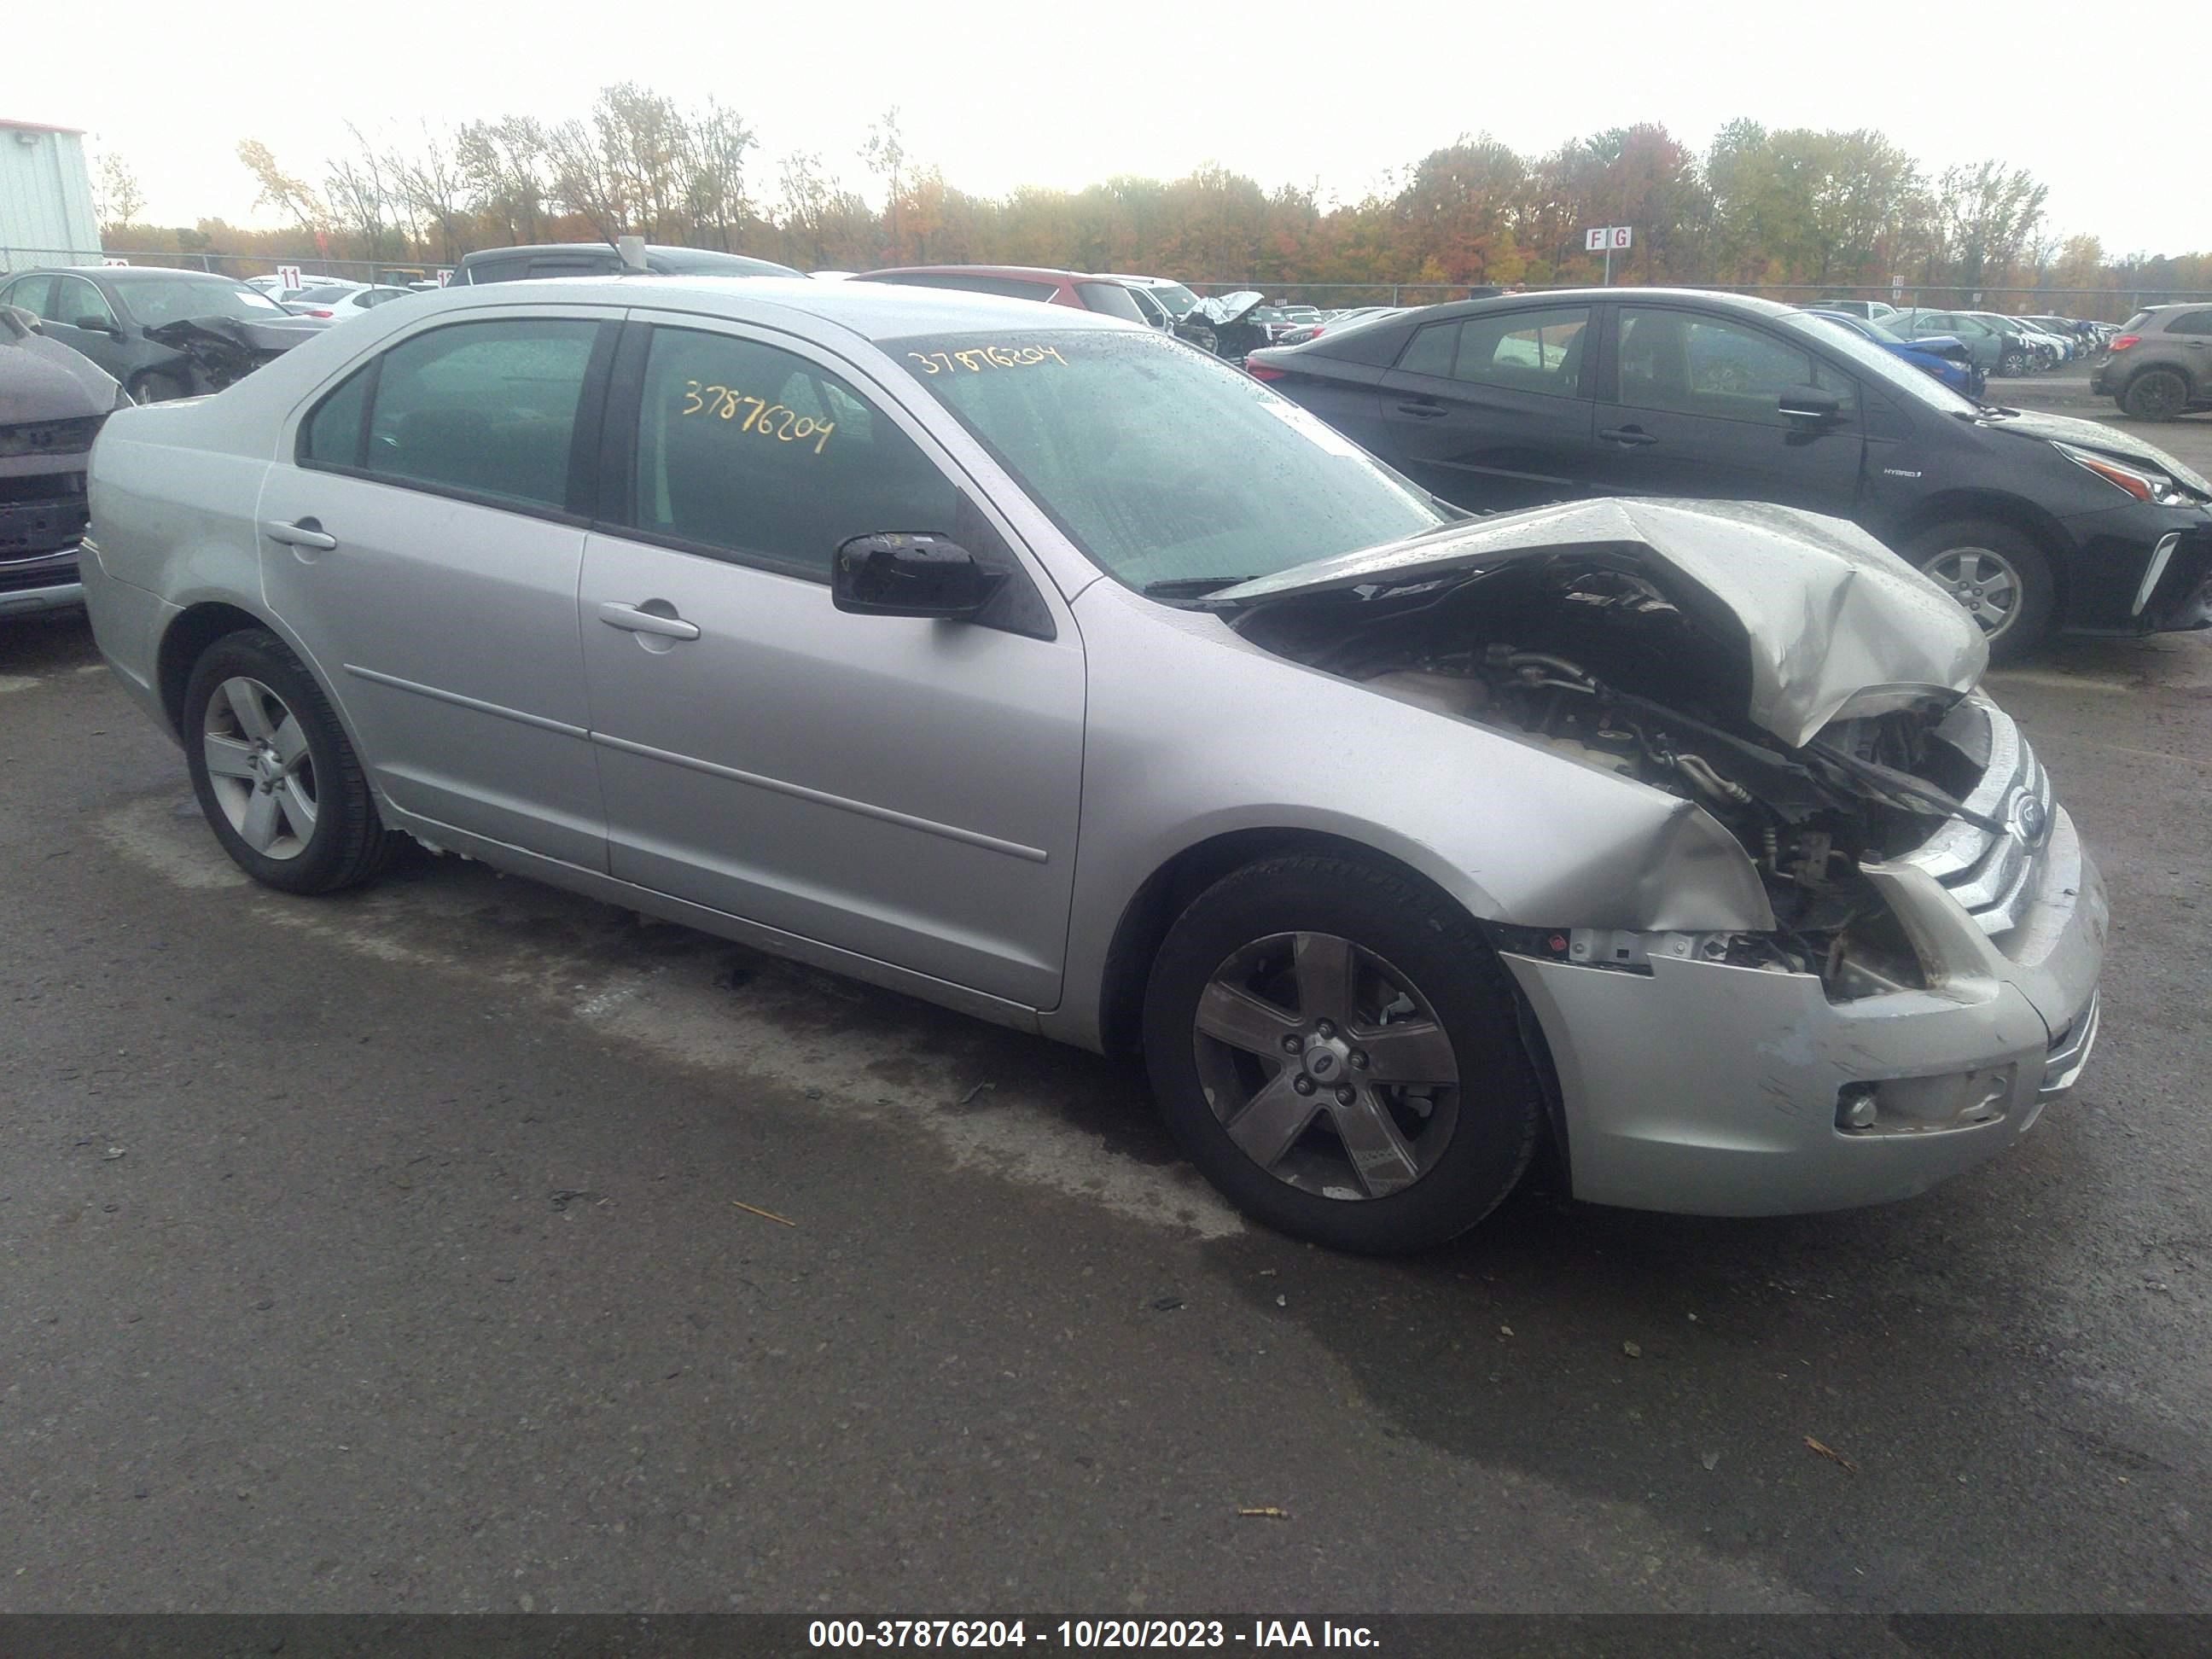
xmin=183 ymin=629 xmax=400 ymax=894
xmin=1906 ymin=519 xmax=2056 ymax=663
xmin=2122 ymin=368 xmax=2189 ymax=422
xmin=1142 ymin=854 xmax=1542 ymax=1254
xmin=129 ymin=370 xmax=189 ymax=405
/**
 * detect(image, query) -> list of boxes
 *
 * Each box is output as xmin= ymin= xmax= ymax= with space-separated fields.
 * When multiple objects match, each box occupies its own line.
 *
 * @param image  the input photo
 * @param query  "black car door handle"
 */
xmin=1394 ymin=400 xmax=1448 ymax=418
xmin=1598 ymin=426 xmax=1659 ymax=447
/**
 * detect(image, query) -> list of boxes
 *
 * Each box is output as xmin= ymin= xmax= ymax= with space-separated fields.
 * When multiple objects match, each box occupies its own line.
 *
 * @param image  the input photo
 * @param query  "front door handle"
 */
xmin=1598 ymin=426 xmax=1659 ymax=447
xmin=1394 ymin=399 xmax=1448 ymax=418
xmin=263 ymin=517 xmax=338 ymax=550
xmin=597 ymin=601 xmax=701 ymax=641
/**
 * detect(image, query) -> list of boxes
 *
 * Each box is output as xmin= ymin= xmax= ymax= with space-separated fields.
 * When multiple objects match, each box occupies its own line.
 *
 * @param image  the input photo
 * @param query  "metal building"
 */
xmin=2 ymin=119 xmax=99 ymax=271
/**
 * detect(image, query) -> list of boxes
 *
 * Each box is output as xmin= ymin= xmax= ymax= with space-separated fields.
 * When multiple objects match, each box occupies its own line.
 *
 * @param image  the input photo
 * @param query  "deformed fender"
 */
xmin=1043 ymin=579 xmax=1775 ymax=1051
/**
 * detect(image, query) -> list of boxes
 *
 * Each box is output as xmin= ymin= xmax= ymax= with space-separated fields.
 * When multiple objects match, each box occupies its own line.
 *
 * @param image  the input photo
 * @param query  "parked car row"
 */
xmin=1246 ymin=288 xmax=2212 ymax=661
xmin=70 ymin=275 xmax=2118 ymax=1252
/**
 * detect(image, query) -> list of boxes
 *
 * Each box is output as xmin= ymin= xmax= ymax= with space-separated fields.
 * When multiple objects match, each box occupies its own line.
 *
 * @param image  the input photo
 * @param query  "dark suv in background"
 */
xmin=2092 ymin=305 xmax=2212 ymax=421
xmin=1247 ymin=288 xmax=2212 ymax=659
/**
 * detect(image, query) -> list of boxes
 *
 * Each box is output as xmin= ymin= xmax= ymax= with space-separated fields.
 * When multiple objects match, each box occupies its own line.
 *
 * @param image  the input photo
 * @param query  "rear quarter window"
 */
xmin=1074 ymin=282 xmax=1147 ymax=323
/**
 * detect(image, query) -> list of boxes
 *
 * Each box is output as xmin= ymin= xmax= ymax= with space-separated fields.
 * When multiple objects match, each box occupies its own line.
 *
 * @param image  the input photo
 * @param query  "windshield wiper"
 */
xmin=1142 ymin=576 xmax=1250 ymax=597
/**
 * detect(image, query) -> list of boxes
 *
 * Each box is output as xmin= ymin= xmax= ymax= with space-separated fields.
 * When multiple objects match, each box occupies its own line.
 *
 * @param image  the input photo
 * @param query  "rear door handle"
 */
xmin=263 ymin=518 xmax=337 ymax=550
xmin=597 ymin=601 xmax=701 ymax=641
xmin=1598 ymin=426 xmax=1659 ymax=447
xmin=1394 ymin=400 xmax=1448 ymax=418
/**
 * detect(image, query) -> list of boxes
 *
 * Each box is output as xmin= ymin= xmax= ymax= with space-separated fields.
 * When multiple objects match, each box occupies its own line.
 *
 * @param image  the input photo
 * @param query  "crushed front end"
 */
xmin=1218 ymin=500 xmax=2109 ymax=1214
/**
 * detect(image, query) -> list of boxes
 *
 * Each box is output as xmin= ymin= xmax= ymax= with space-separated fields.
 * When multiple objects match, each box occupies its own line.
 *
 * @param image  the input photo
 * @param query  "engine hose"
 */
xmin=1676 ymin=753 xmax=1753 ymax=805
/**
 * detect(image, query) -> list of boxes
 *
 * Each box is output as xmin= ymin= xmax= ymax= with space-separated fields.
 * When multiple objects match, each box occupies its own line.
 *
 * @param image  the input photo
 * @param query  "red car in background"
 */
xmin=851 ymin=265 xmax=1151 ymax=323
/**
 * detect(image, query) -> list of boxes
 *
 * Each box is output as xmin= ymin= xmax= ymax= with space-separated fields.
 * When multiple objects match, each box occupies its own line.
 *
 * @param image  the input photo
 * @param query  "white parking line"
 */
xmin=95 ymin=795 xmax=1244 ymax=1241
xmin=0 ymin=675 xmax=39 ymax=696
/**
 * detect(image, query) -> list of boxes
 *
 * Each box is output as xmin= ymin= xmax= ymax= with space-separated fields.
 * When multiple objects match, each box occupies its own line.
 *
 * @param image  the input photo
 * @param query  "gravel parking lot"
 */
xmin=3 ymin=375 xmax=2208 ymax=1615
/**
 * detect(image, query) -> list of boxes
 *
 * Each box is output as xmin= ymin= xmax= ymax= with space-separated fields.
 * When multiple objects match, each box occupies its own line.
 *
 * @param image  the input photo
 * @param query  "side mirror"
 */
xmin=73 ymin=315 xmax=119 ymax=335
xmin=832 ymin=533 xmax=1002 ymax=620
xmin=1778 ymin=386 xmax=1842 ymax=425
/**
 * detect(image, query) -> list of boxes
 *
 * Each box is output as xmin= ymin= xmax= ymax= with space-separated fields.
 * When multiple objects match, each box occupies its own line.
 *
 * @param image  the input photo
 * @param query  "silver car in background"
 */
xmin=80 ymin=278 xmax=2106 ymax=1252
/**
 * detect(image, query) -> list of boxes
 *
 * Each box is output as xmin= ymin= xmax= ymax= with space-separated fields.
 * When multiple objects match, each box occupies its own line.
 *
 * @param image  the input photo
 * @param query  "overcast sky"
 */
xmin=36 ymin=0 xmax=2203 ymax=258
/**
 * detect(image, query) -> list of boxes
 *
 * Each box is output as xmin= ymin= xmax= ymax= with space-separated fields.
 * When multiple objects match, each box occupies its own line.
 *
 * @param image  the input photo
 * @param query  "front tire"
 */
xmin=183 ymin=629 xmax=399 ymax=894
xmin=1142 ymin=854 xmax=1542 ymax=1254
xmin=130 ymin=370 xmax=189 ymax=404
xmin=2122 ymin=368 xmax=2189 ymax=422
xmin=1906 ymin=520 xmax=2055 ymax=663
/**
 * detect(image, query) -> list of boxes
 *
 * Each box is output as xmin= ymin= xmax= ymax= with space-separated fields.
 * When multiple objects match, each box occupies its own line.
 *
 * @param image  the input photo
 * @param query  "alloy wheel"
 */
xmin=1923 ymin=545 xmax=2024 ymax=641
xmin=200 ymin=676 xmax=318 ymax=860
xmin=1191 ymin=930 xmax=1459 ymax=1201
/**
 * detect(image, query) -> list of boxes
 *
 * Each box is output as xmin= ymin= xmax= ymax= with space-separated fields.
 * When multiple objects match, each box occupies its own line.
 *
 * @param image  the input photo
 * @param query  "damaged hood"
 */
xmin=1187 ymin=290 xmax=1265 ymax=326
xmin=144 ymin=313 xmax=326 ymax=357
xmin=1976 ymin=406 xmax=2211 ymax=495
xmin=1206 ymin=497 xmax=1987 ymax=748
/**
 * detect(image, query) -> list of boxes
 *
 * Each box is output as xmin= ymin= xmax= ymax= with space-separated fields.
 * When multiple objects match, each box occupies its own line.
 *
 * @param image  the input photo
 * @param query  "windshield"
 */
xmin=111 ymin=276 xmax=288 ymax=323
xmin=1146 ymin=282 xmax=1199 ymax=315
xmin=890 ymin=328 xmax=1446 ymax=590
xmin=1777 ymin=311 xmax=1978 ymax=415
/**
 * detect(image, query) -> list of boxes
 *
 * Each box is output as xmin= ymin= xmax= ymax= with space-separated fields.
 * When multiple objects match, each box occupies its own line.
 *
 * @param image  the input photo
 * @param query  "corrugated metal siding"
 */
xmin=1 ymin=129 xmax=101 ymax=271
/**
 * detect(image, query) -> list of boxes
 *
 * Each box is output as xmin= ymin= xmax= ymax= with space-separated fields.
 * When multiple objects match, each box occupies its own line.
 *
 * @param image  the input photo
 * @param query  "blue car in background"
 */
xmin=1803 ymin=308 xmax=1983 ymax=399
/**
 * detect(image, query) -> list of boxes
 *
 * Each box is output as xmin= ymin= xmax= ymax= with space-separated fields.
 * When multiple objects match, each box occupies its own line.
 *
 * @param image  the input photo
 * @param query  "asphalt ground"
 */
xmin=3 ymin=373 xmax=2208 ymax=1615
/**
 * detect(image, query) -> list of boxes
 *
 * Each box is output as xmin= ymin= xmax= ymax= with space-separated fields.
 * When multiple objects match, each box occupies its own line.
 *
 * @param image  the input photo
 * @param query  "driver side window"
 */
xmin=49 ymin=276 xmax=114 ymax=329
xmin=628 ymin=327 xmax=955 ymax=580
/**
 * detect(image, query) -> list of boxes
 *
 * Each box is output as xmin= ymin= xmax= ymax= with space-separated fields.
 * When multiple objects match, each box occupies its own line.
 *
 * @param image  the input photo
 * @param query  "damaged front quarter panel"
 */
xmin=143 ymin=316 xmax=314 ymax=393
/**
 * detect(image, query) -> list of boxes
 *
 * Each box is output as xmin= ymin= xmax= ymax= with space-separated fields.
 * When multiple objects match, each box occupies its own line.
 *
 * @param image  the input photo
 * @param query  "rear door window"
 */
xmin=299 ymin=317 xmax=602 ymax=512
xmin=1448 ymin=306 xmax=1591 ymax=397
xmin=2164 ymin=310 xmax=2212 ymax=335
xmin=1395 ymin=321 xmax=1458 ymax=377
xmin=2 ymin=276 xmax=56 ymax=319
xmin=626 ymin=326 xmax=957 ymax=579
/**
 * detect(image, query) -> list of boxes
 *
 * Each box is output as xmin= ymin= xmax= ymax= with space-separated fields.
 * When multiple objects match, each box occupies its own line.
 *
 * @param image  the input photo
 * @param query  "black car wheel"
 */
xmin=129 ymin=370 xmax=189 ymax=405
xmin=1143 ymin=854 xmax=1542 ymax=1254
xmin=183 ymin=629 xmax=402 ymax=895
xmin=2122 ymin=369 xmax=2189 ymax=422
xmin=1907 ymin=520 xmax=2055 ymax=663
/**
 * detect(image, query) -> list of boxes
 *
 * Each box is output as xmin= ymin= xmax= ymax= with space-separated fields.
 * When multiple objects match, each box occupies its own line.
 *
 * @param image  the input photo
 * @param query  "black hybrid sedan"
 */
xmin=1247 ymin=290 xmax=2212 ymax=658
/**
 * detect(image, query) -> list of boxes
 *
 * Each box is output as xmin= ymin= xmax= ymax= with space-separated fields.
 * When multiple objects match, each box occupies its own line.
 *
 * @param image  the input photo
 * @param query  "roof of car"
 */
xmin=60 ymin=265 xmax=241 ymax=281
xmin=1383 ymin=287 xmax=1794 ymax=325
xmin=856 ymin=265 xmax=1103 ymax=284
xmin=408 ymin=274 xmax=1139 ymax=344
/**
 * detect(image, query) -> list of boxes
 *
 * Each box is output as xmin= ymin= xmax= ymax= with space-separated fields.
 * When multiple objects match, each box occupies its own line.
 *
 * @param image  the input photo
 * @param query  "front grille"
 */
xmin=1895 ymin=699 xmax=2052 ymax=949
xmin=0 ymin=490 xmax=90 ymax=559
xmin=0 ymin=414 xmax=103 ymax=460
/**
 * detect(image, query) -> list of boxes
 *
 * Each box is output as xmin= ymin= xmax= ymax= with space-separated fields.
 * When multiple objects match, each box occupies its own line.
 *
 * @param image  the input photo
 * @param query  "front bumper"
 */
xmin=0 ymin=544 xmax=84 ymax=618
xmin=2058 ymin=502 xmax=2212 ymax=633
xmin=1504 ymin=804 xmax=2107 ymax=1218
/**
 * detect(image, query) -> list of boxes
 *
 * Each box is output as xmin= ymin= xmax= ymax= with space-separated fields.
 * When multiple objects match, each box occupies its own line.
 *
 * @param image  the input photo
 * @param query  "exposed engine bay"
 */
xmin=1230 ymin=553 xmax=2003 ymax=1000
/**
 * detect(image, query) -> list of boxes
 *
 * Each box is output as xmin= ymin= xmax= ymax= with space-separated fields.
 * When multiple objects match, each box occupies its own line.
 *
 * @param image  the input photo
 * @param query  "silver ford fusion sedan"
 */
xmin=80 ymin=277 xmax=2107 ymax=1253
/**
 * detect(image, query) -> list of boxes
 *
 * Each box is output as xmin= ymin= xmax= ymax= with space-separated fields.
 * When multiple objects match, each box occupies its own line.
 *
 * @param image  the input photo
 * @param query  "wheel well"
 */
xmin=1094 ymin=827 xmax=1572 ymax=1185
xmin=156 ymin=602 xmax=267 ymax=735
xmin=1889 ymin=492 xmax=2071 ymax=615
xmin=2119 ymin=360 xmax=2194 ymax=398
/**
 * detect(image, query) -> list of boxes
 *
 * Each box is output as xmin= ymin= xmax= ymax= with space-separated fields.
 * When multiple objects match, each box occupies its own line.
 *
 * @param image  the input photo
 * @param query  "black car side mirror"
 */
xmin=73 ymin=316 xmax=119 ymax=335
xmin=1778 ymin=386 xmax=1842 ymax=425
xmin=833 ymin=533 xmax=1003 ymax=620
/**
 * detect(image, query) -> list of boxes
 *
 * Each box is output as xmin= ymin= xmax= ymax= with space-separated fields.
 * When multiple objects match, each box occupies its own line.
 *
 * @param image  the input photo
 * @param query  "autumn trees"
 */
xmin=85 ymin=87 xmax=2206 ymax=309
